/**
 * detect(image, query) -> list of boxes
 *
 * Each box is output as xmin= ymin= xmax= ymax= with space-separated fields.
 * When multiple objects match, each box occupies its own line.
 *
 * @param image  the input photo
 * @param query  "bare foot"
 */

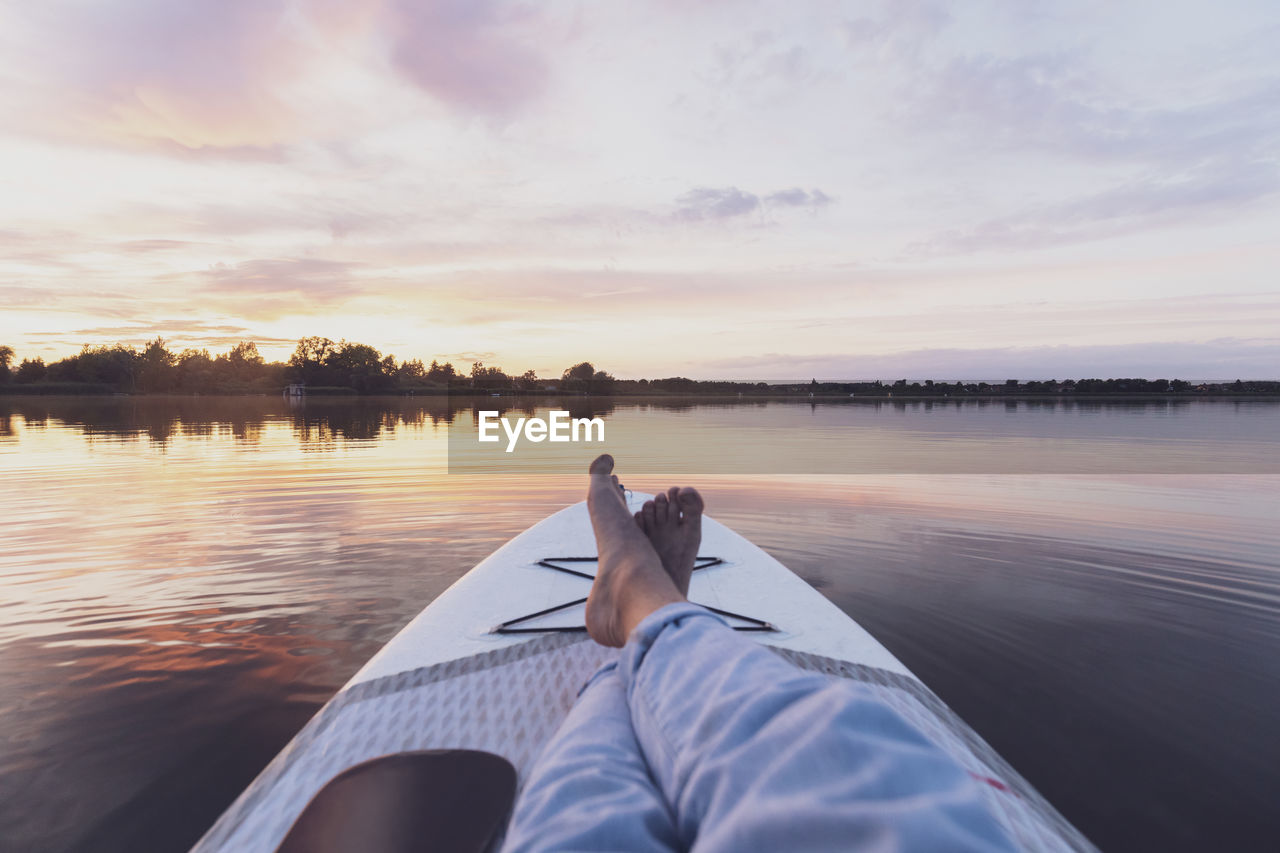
xmin=636 ymin=486 xmax=704 ymax=596
xmin=585 ymin=455 xmax=685 ymax=647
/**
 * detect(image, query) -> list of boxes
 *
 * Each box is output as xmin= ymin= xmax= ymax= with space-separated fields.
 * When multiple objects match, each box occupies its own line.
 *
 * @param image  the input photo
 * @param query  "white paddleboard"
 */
xmin=193 ymin=495 xmax=1095 ymax=852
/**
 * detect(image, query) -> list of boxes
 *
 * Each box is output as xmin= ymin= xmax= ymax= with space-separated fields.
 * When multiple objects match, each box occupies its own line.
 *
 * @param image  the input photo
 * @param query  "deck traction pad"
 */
xmin=193 ymin=634 xmax=1095 ymax=853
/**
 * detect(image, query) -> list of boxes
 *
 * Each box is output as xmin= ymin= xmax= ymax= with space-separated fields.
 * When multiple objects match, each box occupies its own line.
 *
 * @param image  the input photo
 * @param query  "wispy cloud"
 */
xmin=904 ymin=51 xmax=1280 ymax=167
xmin=199 ymin=258 xmax=361 ymax=298
xmin=4 ymin=0 xmax=554 ymax=152
xmin=674 ymin=186 xmax=834 ymax=221
xmin=674 ymin=187 xmax=760 ymax=221
xmin=705 ymin=339 xmax=1280 ymax=382
xmin=0 ymin=286 xmax=48 ymax=307
xmin=7 ymin=0 xmax=315 ymax=151
xmin=24 ymin=320 xmax=298 ymax=353
xmin=117 ymin=239 xmax=197 ymax=254
xmin=765 ymin=188 xmax=834 ymax=210
xmin=909 ymin=160 xmax=1280 ymax=255
xmin=386 ymin=0 xmax=550 ymax=116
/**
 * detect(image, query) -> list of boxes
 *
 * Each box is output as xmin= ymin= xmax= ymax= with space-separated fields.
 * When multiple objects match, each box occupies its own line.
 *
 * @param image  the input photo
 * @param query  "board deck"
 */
xmin=192 ymin=495 xmax=1096 ymax=852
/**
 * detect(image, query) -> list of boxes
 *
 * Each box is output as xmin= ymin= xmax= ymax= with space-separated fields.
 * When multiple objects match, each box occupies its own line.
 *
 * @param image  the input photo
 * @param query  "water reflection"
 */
xmin=7 ymin=394 xmax=1267 ymax=450
xmin=1 ymin=396 xmax=462 ymax=447
xmin=1 ymin=397 xmax=1278 ymax=851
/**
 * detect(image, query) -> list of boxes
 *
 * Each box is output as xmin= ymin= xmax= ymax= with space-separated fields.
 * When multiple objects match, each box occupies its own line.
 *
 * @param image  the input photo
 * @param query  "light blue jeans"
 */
xmin=502 ymin=603 xmax=1016 ymax=852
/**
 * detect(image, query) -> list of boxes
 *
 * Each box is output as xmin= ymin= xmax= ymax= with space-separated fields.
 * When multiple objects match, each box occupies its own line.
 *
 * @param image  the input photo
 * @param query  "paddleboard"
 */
xmin=193 ymin=494 xmax=1095 ymax=852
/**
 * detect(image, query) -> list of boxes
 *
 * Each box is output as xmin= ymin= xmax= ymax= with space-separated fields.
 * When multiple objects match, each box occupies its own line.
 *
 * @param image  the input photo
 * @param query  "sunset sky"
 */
xmin=2 ymin=1 xmax=1279 ymax=379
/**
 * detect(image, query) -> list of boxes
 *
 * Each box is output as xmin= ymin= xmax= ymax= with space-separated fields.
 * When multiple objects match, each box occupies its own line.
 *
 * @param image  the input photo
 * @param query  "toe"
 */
xmin=654 ymin=492 xmax=670 ymax=523
xmin=641 ymin=500 xmax=657 ymax=529
xmin=676 ymin=487 xmax=704 ymax=518
xmin=589 ymin=454 xmax=614 ymax=476
xmin=634 ymin=510 xmax=646 ymax=531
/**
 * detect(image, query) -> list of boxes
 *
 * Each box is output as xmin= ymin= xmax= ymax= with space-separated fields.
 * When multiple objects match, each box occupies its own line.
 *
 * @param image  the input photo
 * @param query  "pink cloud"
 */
xmin=51 ymin=0 xmax=305 ymax=149
xmin=386 ymin=0 xmax=548 ymax=116
xmin=11 ymin=0 xmax=548 ymax=150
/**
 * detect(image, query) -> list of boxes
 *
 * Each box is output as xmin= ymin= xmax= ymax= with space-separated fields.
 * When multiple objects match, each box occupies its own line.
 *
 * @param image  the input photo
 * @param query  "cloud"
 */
xmin=62 ymin=320 xmax=260 ymax=336
xmin=6 ymin=0 xmax=551 ymax=151
xmin=0 ymin=286 xmax=48 ymax=307
xmin=765 ymin=188 xmax=834 ymax=209
xmin=841 ymin=0 xmax=950 ymax=60
xmin=910 ymin=159 xmax=1280 ymax=255
xmin=706 ymin=29 xmax=814 ymax=93
xmin=840 ymin=2 xmax=1280 ymax=226
xmin=23 ymin=320 xmax=298 ymax=353
xmin=675 ymin=186 xmax=835 ymax=221
xmin=199 ymin=258 xmax=361 ymax=298
xmin=19 ymin=0 xmax=311 ymax=151
xmin=114 ymin=197 xmax=412 ymax=242
xmin=118 ymin=239 xmax=197 ymax=254
xmin=703 ymin=338 xmax=1280 ymax=381
xmin=674 ymin=187 xmax=760 ymax=221
xmin=434 ymin=351 xmax=498 ymax=364
xmin=894 ymin=38 xmax=1280 ymax=168
xmin=386 ymin=0 xmax=549 ymax=116
xmin=843 ymin=9 xmax=1280 ymax=256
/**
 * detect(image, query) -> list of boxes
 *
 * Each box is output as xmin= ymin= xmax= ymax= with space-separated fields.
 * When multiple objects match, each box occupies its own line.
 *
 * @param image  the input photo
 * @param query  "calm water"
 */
xmin=2 ymin=396 xmax=1278 ymax=852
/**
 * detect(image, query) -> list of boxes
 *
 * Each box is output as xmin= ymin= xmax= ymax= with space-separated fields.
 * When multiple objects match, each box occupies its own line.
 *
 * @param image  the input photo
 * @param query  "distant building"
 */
xmin=284 ymin=383 xmax=306 ymax=397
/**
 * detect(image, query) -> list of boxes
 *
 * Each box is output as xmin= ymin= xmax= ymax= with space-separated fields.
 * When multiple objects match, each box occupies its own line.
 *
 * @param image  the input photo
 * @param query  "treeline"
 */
xmin=2 ymin=341 xmax=1276 ymax=396
xmin=783 ymin=377 xmax=1280 ymax=396
xmin=612 ymin=376 xmax=1280 ymax=395
xmin=0 ymin=339 xmax=616 ymax=395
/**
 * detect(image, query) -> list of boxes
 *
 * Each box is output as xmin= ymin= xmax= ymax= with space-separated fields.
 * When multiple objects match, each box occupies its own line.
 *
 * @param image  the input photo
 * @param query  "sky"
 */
xmin=2 ymin=0 xmax=1279 ymax=380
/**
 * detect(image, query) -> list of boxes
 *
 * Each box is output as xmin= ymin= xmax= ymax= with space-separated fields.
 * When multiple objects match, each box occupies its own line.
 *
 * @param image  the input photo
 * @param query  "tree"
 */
xmin=15 ymin=357 xmax=45 ymax=383
xmin=137 ymin=337 xmax=176 ymax=392
xmin=289 ymin=337 xmax=336 ymax=385
xmin=0 ymin=345 xmax=12 ymax=383
xmin=470 ymin=361 xmax=513 ymax=391
xmin=326 ymin=341 xmax=391 ymax=392
xmin=210 ymin=341 xmax=268 ymax=388
xmin=592 ymin=369 xmax=615 ymax=393
xmin=397 ymin=358 xmax=426 ymax=383
xmin=562 ymin=361 xmax=599 ymax=392
xmin=229 ymin=341 xmax=263 ymax=364
xmin=516 ymin=369 xmax=540 ymax=391
xmin=47 ymin=344 xmax=138 ymax=389
xmin=426 ymin=360 xmax=457 ymax=385
xmin=175 ymin=349 xmax=214 ymax=391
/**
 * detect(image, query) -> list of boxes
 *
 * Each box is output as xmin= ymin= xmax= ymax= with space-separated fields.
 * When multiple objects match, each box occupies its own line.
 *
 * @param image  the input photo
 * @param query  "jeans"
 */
xmin=502 ymin=603 xmax=1016 ymax=852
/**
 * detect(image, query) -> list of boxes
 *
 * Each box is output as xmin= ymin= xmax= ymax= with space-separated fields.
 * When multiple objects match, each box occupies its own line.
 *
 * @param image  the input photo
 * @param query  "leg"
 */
xmin=584 ymin=454 xmax=685 ymax=647
xmin=501 ymin=664 xmax=679 ymax=853
xmin=584 ymin=455 xmax=1015 ymax=852
xmin=619 ymin=606 xmax=1016 ymax=852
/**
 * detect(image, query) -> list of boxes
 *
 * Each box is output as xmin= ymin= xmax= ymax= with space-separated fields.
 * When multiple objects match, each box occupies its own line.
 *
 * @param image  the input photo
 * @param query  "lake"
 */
xmin=1 ymin=395 xmax=1278 ymax=851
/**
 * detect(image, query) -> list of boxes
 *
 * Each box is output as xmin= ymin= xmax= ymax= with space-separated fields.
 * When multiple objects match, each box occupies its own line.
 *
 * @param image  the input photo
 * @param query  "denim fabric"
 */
xmin=503 ymin=603 xmax=1015 ymax=852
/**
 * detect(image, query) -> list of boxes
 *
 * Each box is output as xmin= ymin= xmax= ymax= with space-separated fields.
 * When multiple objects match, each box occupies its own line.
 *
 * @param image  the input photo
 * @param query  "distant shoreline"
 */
xmin=4 ymin=388 xmax=1279 ymax=403
xmin=5 ymin=340 xmax=1277 ymax=401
